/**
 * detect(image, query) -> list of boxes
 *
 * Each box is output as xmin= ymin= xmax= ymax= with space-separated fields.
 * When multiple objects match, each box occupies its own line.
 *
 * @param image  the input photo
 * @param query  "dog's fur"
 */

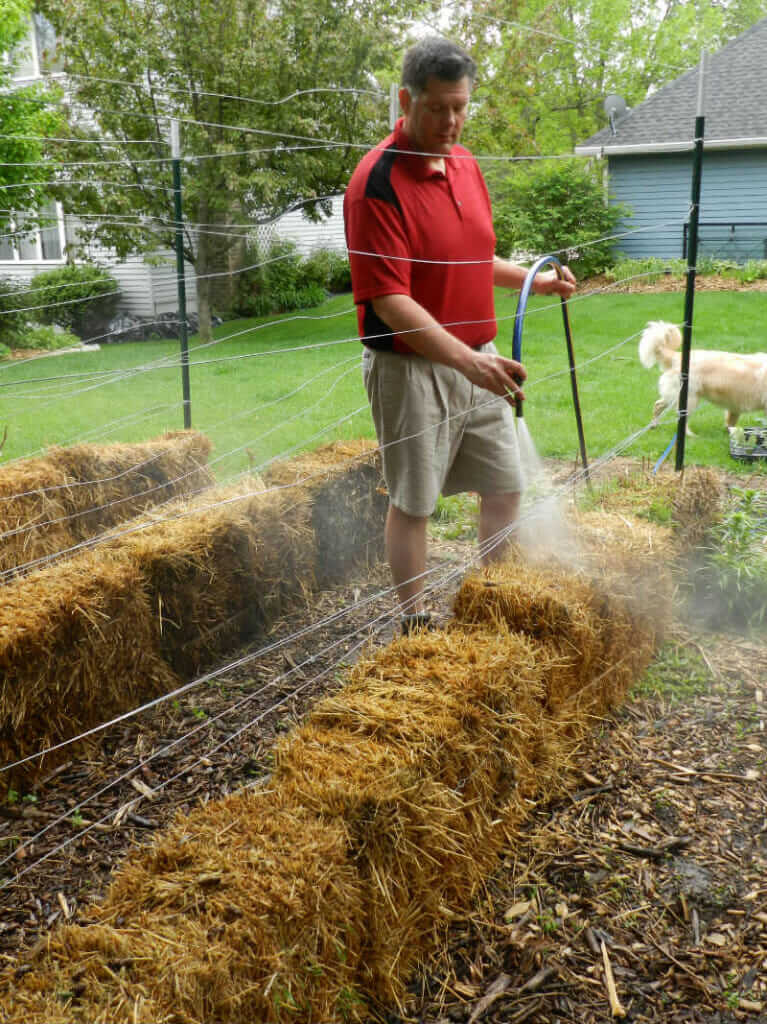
xmin=639 ymin=320 xmax=767 ymax=432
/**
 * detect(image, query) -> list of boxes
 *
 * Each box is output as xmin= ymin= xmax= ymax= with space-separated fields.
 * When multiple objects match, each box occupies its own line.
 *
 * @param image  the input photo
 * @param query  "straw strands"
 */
xmin=0 ymin=440 xmax=386 ymax=780
xmin=0 ymin=431 xmax=213 ymax=576
xmin=3 ymin=508 xmax=672 ymax=1024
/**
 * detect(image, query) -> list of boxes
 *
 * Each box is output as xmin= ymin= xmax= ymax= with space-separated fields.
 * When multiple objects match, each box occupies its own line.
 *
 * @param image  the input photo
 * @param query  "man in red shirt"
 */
xmin=344 ymin=37 xmax=575 ymax=633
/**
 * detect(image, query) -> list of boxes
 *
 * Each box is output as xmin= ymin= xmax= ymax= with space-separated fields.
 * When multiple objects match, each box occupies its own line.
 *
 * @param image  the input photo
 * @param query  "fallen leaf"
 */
xmin=504 ymin=900 xmax=531 ymax=922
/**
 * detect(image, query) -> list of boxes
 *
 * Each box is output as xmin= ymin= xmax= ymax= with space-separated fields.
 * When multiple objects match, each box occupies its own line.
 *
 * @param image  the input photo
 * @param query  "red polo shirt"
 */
xmin=343 ymin=118 xmax=496 ymax=354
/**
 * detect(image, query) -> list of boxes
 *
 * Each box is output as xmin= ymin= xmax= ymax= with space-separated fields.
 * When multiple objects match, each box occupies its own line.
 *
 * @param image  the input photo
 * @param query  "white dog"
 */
xmin=639 ymin=320 xmax=767 ymax=433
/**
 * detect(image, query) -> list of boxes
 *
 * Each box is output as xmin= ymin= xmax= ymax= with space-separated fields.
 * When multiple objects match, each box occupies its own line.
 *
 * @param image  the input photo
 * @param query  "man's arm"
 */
xmin=371 ymin=293 xmax=526 ymax=403
xmin=492 ymin=256 xmax=576 ymax=298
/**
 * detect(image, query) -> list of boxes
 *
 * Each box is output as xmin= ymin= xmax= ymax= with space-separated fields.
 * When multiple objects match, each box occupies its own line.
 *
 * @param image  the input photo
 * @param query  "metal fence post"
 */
xmin=675 ymin=52 xmax=707 ymax=471
xmin=170 ymin=119 xmax=192 ymax=430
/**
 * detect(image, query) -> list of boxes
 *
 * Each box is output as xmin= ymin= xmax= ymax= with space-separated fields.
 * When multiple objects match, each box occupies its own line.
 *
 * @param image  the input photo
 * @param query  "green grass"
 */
xmin=1 ymin=287 xmax=766 ymax=480
xmin=632 ymin=642 xmax=712 ymax=703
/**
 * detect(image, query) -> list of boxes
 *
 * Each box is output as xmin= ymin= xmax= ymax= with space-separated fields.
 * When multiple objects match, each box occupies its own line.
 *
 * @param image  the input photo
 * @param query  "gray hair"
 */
xmin=401 ymin=37 xmax=477 ymax=97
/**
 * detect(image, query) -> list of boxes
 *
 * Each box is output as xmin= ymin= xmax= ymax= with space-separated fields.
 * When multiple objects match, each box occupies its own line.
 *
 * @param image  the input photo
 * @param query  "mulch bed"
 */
xmin=1 ymin=461 xmax=765 ymax=1023
xmin=583 ymin=273 xmax=767 ymax=294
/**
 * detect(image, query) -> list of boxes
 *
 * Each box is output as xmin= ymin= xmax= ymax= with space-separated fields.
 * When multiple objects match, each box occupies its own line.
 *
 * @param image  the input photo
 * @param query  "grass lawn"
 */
xmin=1 ymin=287 xmax=766 ymax=480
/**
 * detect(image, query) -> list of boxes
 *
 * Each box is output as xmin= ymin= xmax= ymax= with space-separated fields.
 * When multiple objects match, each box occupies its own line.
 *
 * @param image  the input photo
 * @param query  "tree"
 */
xmin=453 ymin=0 xmax=767 ymax=156
xmin=36 ymin=0 xmax=416 ymax=342
xmin=0 ymin=1 xmax=62 ymax=233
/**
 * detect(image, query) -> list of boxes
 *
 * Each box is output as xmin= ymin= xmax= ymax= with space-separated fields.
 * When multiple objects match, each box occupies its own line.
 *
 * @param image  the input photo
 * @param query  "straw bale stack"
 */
xmin=2 ymin=491 xmax=674 ymax=1024
xmin=264 ymin=440 xmax=387 ymax=586
xmin=0 ymin=443 xmax=386 ymax=779
xmin=0 ymin=552 xmax=175 ymax=776
xmin=0 ymin=431 xmax=213 ymax=575
xmin=118 ymin=483 xmax=314 ymax=677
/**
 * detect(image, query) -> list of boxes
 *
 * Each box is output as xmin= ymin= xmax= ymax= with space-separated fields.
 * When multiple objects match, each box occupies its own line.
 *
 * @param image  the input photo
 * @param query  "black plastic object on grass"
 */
xmin=729 ymin=426 xmax=767 ymax=462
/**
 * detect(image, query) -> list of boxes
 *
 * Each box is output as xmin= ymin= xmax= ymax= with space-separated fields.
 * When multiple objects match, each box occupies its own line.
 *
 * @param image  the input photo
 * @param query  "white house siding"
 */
xmin=268 ymin=194 xmax=346 ymax=255
xmin=609 ymin=148 xmax=767 ymax=261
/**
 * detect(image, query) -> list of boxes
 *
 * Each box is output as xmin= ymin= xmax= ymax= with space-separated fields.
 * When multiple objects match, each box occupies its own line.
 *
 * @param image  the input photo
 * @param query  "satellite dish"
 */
xmin=603 ymin=94 xmax=628 ymax=135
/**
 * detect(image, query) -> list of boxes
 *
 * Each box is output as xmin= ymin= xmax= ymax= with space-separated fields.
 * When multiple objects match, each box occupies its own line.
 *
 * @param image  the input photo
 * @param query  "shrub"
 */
xmin=0 ymin=342 xmax=10 ymax=359
xmin=487 ymin=159 xmax=628 ymax=278
xmin=696 ymin=488 xmax=767 ymax=629
xmin=0 ymin=278 xmax=28 ymax=349
xmin=21 ymin=324 xmax=81 ymax=350
xmin=30 ymin=263 xmax=120 ymax=339
xmin=736 ymin=259 xmax=767 ymax=284
xmin=605 ymin=257 xmax=686 ymax=285
xmin=233 ymin=239 xmax=331 ymax=317
xmin=302 ymin=247 xmax=351 ymax=293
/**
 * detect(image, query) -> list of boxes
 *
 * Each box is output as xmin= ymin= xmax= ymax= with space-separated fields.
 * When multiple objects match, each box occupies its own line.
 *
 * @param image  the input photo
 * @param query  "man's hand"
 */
xmin=462 ymin=348 xmax=527 ymax=405
xmin=533 ymin=265 xmax=576 ymax=298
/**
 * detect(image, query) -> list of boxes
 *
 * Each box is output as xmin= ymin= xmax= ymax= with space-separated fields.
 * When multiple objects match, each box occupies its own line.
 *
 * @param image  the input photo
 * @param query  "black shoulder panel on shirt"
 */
xmin=364 ymin=145 xmax=401 ymax=212
xmin=362 ymin=300 xmax=396 ymax=350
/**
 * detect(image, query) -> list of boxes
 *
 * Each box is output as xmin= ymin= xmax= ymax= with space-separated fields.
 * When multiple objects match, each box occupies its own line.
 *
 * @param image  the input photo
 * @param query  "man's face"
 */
xmin=400 ymin=74 xmax=471 ymax=156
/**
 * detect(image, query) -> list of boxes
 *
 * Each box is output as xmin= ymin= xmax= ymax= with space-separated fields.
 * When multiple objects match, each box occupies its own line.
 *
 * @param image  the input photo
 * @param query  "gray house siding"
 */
xmin=611 ymin=148 xmax=767 ymax=261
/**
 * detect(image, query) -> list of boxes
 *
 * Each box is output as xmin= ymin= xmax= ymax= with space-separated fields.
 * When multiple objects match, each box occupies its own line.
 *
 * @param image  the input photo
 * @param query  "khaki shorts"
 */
xmin=362 ymin=342 xmax=522 ymax=517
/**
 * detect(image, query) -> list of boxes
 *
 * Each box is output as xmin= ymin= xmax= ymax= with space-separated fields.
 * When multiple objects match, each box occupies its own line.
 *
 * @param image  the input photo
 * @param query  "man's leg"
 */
xmin=385 ymin=502 xmax=429 ymax=613
xmin=478 ymin=491 xmax=520 ymax=565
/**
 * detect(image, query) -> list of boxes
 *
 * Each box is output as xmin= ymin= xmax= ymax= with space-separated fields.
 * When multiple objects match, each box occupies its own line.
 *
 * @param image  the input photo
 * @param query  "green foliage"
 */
xmin=430 ymin=493 xmax=479 ymax=541
xmin=638 ymin=497 xmax=673 ymax=526
xmin=29 ymin=263 xmax=120 ymax=338
xmin=700 ymin=488 xmax=767 ymax=629
xmin=20 ymin=324 xmax=80 ymax=350
xmin=736 ymin=260 xmax=767 ymax=284
xmin=606 ymin=258 xmax=686 ymax=284
xmin=0 ymin=4 xmax=64 ymax=220
xmin=634 ymin=643 xmax=711 ymax=702
xmin=301 ymin=247 xmax=351 ymax=294
xmin=36 ymin=0 xmax=415 ymax=340
xmin=487 ymin=160 xmax=626 ymax=277
xmin=605 ymin=257 xmax=767 ymax=285
xmin=0 ymin=278 xmax=27 ymax=347
xmin=233 ymin=240 xmax=328 ymax=317
xmin=459 ymin=0 xmax=765 ymax=156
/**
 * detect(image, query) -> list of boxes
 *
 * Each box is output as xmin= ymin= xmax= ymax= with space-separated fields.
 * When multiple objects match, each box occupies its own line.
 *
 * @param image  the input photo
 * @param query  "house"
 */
xmin=575 ymin=16 xmax=767 ymax=263
xmin=1 ymin=13 xmax=200 ymax=322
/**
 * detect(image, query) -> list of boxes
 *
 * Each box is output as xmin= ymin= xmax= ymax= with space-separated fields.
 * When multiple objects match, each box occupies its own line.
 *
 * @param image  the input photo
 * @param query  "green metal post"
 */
xmin=675 ymin=53 xmax=707 ymax=471
xmin=171 ymin=119 xmax=192 ymax=429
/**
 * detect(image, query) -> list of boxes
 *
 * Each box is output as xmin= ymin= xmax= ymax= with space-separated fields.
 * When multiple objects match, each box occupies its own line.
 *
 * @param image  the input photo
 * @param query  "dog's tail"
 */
xmin=638 ymin=320 xmax=682 ymax=370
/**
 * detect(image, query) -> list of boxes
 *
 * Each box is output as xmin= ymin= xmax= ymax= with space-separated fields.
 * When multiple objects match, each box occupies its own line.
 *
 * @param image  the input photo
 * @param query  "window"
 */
xmin=0 ymin=202 xmax=65 ymax=263
xmin=9 ymin=14 xmax=62 ymax=81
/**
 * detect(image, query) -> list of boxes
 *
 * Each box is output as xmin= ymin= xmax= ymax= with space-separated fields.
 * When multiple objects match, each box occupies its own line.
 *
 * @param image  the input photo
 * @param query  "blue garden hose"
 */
xmin=511 ymin=255 xmax=590 ymax=481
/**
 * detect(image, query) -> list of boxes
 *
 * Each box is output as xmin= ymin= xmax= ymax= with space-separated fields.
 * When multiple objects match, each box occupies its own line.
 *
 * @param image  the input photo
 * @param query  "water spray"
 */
xmin=511 ymin=254 xmax=590 ymax=482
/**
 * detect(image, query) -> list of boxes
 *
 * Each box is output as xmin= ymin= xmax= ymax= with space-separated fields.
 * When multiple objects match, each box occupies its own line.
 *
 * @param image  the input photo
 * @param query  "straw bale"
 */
xmin=454 ymin=554 xmax=670 ymax=713
xmin=8 ymin=788 xmax=367 ymax=1024
xmin=0 ymin=431 xmax=213 ymax=575
xmin=309 ymin=626 xmax=548 ymax=798
xmin=671 ymin=466 xmax=724 ymax=549
xmin=117 ymin=482 xmax=314 ymax=677
xmin=275 ymin=723 xmax=504 ymax=1007
xmin=0 ymin=551 xmax=175 ymax=780
xmin=272 ymin=628 xmax=554 ymax=1005
xmin=579 ymin=465 xmax=723 ymax=555
xmin=264 ymin=440 xmax=387 ymax=586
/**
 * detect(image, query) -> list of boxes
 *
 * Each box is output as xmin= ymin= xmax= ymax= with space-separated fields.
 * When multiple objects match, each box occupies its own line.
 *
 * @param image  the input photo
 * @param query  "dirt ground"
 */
xmin=0 ymin=459 xmax=765 ymax=1023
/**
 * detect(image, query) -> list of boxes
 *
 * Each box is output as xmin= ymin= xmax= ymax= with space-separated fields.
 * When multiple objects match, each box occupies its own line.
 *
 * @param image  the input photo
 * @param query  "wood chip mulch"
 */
xmin=388 ymin=630 xmax=766 ymax=1024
